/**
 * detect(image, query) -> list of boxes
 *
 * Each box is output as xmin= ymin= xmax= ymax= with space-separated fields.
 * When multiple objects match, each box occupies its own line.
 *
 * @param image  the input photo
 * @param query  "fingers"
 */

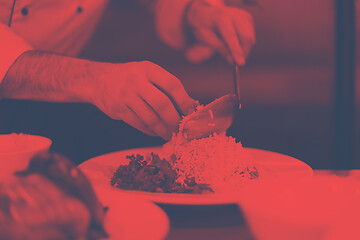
xmin=185 ymin=44 xmax=215 ymax=64
xmin=216 ymin=16 xmax=245 ymax=66
xmin=141 ymin=86 xmax=181 ymax=129
xmin=95 ymin=100 xmax=157 ymax=137
xmin=143 ymin=62 xmax=197 ymax=116
xmin=233 ymin=11 xmax=256 ymax=59
xmin=119 ymin=85 xmax=182 ymax=140
xmin=95 ymin=61 xmax=198 ymax=139
xmin=128 ymin=95 xmax=176 ymax=140
xmin=189 ymin=5 xmax=256 ymax=65
xmin=195 ymin=29 xmax=229 ymax=58
xmin=120 ymin=107 xmax=157 ymax=137
xmin=214 ymin=8 xmax=256 ymax=66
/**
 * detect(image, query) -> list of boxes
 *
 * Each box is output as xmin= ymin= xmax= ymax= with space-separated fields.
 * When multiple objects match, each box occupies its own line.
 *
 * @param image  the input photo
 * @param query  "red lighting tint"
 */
xmin=239 ymin=175 xmax=360 ymax=240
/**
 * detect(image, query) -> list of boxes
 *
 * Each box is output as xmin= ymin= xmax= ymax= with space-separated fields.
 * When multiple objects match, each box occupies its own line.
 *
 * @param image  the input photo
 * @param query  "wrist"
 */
xmin=68 ymin=60 xmax=110 ymax=105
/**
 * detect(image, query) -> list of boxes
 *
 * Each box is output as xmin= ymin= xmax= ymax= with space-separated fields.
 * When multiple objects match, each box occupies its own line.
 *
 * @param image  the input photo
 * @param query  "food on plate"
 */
xmin=111 ymin=153 xmax=213 ymax=193
xmin=0 ymin=153 xmax=108 ymax=240
xmin=111 ymin=101 xmax=259 ymax=194
xmin=161 ymin=132 xmax=259 ymax=192
xmin=111 ymin=133 xmax=259 ymax=194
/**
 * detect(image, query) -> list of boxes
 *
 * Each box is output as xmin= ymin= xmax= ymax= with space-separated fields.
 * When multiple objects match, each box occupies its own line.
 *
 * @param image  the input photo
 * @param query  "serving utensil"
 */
xmin=180 ymin=64 xmax=241 ymax=140
xmin=181 ymin=93 xmax=239 ymax=140
xmin=181 ymin=64 xmax=241 ymax=140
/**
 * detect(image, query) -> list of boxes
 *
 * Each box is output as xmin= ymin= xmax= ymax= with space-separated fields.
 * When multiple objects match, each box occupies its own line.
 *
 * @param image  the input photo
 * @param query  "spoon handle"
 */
xmin=233 ymin=63 xmax=241 ymax=102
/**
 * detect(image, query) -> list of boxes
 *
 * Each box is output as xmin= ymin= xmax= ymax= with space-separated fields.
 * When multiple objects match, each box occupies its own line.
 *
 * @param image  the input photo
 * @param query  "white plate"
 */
xmin=79 ymin=147 xmax=313 ymax=205
xmin=96 ymin=186 xmax=169 ymax=240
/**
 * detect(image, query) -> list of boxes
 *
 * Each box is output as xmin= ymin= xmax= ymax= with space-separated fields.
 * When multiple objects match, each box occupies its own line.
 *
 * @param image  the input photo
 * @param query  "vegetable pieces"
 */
xmin=111 ymin=153 xmax=213 ymax=194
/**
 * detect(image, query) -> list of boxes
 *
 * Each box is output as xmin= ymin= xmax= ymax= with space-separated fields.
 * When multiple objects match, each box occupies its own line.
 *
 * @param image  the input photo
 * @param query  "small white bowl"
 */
xmin=0 ymin=133 xmax=52 ymax=181
xmin=238 ymin=176 xmax=360 ymax=240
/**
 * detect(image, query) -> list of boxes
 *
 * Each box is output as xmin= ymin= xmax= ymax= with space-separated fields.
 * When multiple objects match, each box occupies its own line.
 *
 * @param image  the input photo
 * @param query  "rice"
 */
xmin=160 ymin=132 xmax=259 ymax=192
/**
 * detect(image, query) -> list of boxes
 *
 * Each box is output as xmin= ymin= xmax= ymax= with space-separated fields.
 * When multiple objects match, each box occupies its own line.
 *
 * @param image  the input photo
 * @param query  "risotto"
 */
xmin=160 ymin=132 xmax=259 ymax=192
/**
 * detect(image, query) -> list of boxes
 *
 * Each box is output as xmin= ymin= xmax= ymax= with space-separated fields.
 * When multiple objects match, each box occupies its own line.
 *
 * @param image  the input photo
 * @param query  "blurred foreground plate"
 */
xmin=96 ymin=186 xmax=169 ymax=240
xmin=79 ymin=147 xmax=313 ymax=205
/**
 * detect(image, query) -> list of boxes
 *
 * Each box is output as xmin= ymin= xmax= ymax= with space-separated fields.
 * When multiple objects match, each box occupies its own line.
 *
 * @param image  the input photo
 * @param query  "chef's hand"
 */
xmin=185 ymin=1 xmax=256 ymax=65
xmin=1 ymin=52 xmax=197 ymax=140
xmin=91 ymin=61 xmax=198 ymax=140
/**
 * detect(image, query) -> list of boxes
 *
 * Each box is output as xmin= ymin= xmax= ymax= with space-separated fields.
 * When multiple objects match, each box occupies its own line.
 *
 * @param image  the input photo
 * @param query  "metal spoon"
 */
xmin=181 ymin=93 xmax=239 ymax=140
xmin=181 ymin=64 xmax=241 ymax=140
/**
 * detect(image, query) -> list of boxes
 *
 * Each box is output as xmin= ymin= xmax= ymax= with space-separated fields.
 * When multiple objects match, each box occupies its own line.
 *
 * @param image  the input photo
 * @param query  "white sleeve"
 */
xmin=0 ymin=23 xmax=33 ymax=84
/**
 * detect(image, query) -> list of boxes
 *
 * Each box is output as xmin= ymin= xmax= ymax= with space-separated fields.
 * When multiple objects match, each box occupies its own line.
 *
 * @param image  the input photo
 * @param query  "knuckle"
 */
xmin=126 ymin=65 xmax=145 ymax=84
xmin=243 ymin=10 xmax=253 ymax=21
xmin=214 ymin=8 xmax=226 ymax=21
xmin=107 ymin=106 xmax=126 ymax=120
xmin=127 ymin=61 xmax=141 ymax=72
xmin=243 ymin=32 xmax=256 ymax=46
xmin=154 ymin=98 xmax=170 ymax=112
xmin=145 ymin=93 xmax=170 ymax=112
xmin=140 ymin=60 xmax=152 ymax=65
xmin=236 ymin=8 xmax=253 ymax=20
xmin=248 ymin=36 xmax=256 ymax=46
xmin=217 ymin=13 xmax=228 ymax=25
xmin=147 ymin=116 xmax=161 ymax=128
xmin=161 ymin=76 xmax=181 ymax=94
xmin=140 ymin=60 xmax=157 ymax=69
xmin=128 ymin=73 xmax=141 ymax=84
xmin=167 ymin=80 xmax=181 ymax=93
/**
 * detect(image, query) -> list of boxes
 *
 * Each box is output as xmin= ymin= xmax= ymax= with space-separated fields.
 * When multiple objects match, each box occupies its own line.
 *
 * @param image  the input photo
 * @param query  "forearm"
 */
xmin=0 ymin=50 xmax=101 ymax=104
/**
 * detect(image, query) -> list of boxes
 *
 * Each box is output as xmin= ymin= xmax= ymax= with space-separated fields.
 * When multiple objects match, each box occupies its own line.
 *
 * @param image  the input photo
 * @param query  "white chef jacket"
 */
xmin=0 ymin=0 xmax=223 ymax=85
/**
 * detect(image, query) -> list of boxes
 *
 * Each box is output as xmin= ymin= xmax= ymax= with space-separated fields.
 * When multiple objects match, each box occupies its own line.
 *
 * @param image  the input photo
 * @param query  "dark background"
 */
xmin=1 ymin=0 xmax=360 ymax=169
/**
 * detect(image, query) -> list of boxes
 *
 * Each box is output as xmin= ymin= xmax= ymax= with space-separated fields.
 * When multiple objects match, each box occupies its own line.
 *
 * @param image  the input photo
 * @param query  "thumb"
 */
xmin=185 ymin=44 xmax=215 ymax=64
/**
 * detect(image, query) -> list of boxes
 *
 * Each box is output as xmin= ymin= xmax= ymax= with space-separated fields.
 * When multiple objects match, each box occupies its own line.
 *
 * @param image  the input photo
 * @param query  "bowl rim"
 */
xmin=0 ymin=134 xmax=52 ymax=156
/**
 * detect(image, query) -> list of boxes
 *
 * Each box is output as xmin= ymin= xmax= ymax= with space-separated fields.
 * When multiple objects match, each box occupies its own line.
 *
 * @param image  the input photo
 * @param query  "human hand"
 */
xmin=0 ymin=51 xmax=196 ymax=140
xmin=90 ymin=61 xmax=198 ymax=140
xmin=185 ymin=1 xmax=256 ymax=65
